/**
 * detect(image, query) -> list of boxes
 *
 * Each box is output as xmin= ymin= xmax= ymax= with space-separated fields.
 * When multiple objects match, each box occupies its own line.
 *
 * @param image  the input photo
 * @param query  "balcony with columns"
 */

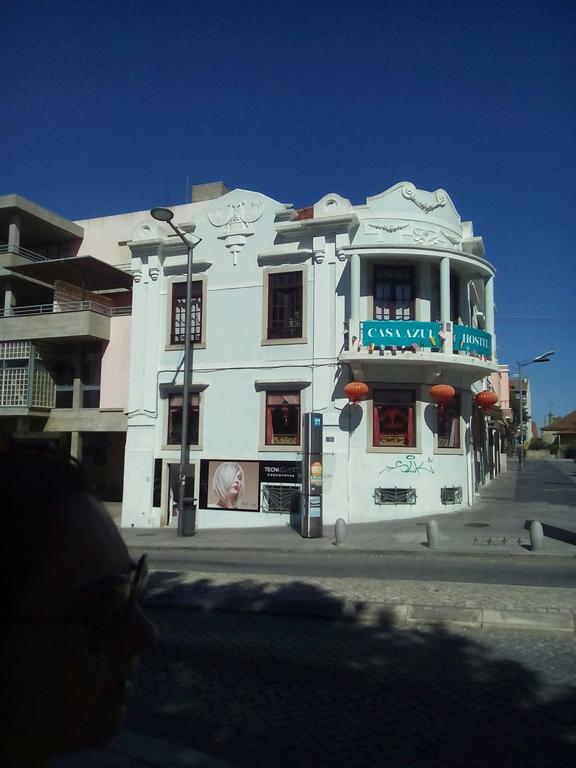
xmin=339 ymin=247 xmax=497 ymax=385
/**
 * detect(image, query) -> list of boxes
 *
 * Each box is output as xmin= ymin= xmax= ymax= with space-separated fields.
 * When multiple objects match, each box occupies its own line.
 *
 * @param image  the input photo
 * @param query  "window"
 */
xmin=265 ymin=391 xmax=301 ymax=445
xmin=267 ymin=271 xmax=303 ymax=339
xmin=167 ymin=393 xmax=200 ymax=446
xmin=373 ymin=390 xmax=416 ymax=447
xmin=171 ymin=281 xmax=202 ymax=345
xmin=374 ymin=266 xmax=414 ymax=321
xmin=437 ymin=396 xmax=460 ymax=448
xmin=81 ymin=343 xmax=101 ymax=409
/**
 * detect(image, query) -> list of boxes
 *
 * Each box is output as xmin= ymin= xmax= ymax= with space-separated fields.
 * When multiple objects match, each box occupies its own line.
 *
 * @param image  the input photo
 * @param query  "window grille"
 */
xmin=260 ymin=483 xmax=301 ymax=514
xmin=0 ymin=367 xmax=28 ymax=406
xmin=0 ymin=341 xmax=31 ymax=360
xmin=441 ymin=486 xmax=462 ymax=505
xmin=374 ymin=487 xmax=416 ymax=505
xmin=32 ymin=369 xmax=55 ymax=408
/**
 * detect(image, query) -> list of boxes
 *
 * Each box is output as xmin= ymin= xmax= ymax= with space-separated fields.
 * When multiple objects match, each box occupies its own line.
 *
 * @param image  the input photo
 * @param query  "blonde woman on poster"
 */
xmin=212 ymin=461 xmax=245 ymax=509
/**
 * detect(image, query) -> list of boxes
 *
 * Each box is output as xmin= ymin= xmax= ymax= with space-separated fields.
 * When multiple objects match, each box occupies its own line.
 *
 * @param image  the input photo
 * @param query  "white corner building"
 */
xmin=121 ymin=181 xmax=500 ymax=529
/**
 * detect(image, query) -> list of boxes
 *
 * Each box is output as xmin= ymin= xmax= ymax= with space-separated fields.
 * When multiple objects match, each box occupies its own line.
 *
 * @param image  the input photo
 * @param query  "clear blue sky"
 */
xmin=2 ymin=0 xmax=575 ymax=428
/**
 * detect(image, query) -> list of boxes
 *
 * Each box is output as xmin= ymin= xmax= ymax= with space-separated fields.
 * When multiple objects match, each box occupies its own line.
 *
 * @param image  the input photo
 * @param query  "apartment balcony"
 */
xmin=0 ymin=300 xmax=130 ymax=343
xmin=340 ymin=320 xmax=498 ymax=384
xmin=0 ymin=366 xmax=54 ymax=415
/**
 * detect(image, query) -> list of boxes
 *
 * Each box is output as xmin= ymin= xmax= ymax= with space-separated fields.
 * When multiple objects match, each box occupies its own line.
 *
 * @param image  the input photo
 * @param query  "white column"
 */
xmin=484 ymin=275 xmax=495 ymax=335
xmin=349 ymin=252 xmax=360 ymax=345
xmin=440 ymin=256 xmax=450 ymax=323
xmin=8 ymin=213 xmax=21 ymax=251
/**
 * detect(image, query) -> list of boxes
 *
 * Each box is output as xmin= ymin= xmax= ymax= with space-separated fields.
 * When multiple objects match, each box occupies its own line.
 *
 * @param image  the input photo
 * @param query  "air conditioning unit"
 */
xmin=260 ymin=483 xmax=302 ymax=514
xmin=374 ymin=487 xmax=416 ymax=505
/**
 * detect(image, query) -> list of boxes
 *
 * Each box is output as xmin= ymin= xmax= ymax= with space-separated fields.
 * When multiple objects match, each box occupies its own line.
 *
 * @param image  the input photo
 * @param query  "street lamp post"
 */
xmin=151 ymin=207 xmax=201 ymax=533
xmin=516 ymin=351 xmax=555 ymax=469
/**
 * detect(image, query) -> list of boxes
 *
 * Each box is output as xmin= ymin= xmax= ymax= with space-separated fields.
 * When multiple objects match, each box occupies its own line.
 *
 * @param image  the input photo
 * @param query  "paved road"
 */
xmin=147 ymin=550 xmax=576 ymax=588
xmin=129 ymin=608 xmax=576 ymax=768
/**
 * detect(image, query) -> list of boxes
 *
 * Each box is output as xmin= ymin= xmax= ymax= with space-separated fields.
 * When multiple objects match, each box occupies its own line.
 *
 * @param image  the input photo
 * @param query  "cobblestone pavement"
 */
xmin=128 ymin=607 xmax=576 ymax=768
xmin=147 ymin=569 xmax=576 ymax=613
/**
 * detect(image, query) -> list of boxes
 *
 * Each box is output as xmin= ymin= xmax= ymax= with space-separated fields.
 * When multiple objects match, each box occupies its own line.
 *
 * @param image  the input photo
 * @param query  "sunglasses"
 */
xmin=12 ymin=554 xmax=149 ymax=654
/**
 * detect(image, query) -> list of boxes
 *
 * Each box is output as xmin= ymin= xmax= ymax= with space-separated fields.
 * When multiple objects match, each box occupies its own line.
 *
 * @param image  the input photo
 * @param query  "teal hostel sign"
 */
xmin=360 ymin=321 xmax=492 ymax=358
xmin=362 ymin=321 xmax=442 ymax=348
xmin=453 ymin=325 xmax=492 ymax=357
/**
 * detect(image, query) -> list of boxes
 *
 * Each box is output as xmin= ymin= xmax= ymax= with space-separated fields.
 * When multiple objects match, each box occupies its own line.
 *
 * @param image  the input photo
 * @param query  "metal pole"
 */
xmin=179 ymin=241 xmax=193 ymax=527
xmin=518 ymin=363 xmax=523 ymax=469
xmin=164 ymin=221 xmax=200 ymax=534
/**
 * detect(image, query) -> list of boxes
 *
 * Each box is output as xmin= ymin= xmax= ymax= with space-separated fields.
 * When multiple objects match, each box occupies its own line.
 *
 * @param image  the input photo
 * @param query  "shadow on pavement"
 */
xmin=130 ymin=574 xmax=576 ymax=768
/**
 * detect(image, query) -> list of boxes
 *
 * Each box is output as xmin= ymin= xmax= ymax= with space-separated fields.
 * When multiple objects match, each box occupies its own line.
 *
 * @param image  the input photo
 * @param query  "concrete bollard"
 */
xmin=426 ymin=519 xmax=440 ymax=549
xmin=334 ymin=518 xmax=347 ymax=546
xmin=529 ymin=520 xmax=544 ymax=551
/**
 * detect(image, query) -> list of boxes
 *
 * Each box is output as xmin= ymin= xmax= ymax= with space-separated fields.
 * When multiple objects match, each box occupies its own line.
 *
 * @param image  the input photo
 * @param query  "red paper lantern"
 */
xmin=474 ymin=390 xmax=498 ymax=410
xmin=344 ymin=381 xmax=369 ymax=403
xmin=430 ymin=384 xmax=456 ymax=407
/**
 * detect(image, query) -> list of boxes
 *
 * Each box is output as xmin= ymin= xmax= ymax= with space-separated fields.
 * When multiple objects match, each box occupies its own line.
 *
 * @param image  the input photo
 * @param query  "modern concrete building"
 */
xmin=121 ymin=182 xmax=500 ymax=528
xmin=0 ymin=195 xmax=132 ymax=505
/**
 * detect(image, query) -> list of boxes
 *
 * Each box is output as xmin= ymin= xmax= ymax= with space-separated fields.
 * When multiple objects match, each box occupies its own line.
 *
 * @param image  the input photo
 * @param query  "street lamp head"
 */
xmin=517 ymin=351 xmax=556 ymax=367
xmin=533 ymin=351 xmax=555 ymax=363
xmin=150 ymin=207 xmax=174 ymax=222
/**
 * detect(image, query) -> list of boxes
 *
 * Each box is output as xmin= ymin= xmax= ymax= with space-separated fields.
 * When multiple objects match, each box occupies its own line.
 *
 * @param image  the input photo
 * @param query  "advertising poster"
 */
xmin=199 ymin=460 xmax=260 ymax=511
xmin=259 ymin=460 xmax=301 ymax=485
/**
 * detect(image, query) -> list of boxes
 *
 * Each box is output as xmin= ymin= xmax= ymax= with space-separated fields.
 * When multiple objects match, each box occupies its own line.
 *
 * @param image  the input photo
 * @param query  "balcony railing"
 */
xmin=0 ymin=244 xmax=50 ymax=262
xmin=0 ymin=367 xmax=55 ymax=408
xmin=343 ymin=320 xmax=493 ymax=361
xmin=0 ymin=300 xmax=131 ymax=318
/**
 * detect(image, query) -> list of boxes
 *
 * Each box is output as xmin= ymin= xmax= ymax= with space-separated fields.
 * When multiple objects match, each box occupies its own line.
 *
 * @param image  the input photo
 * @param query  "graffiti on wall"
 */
xmin=380 ymin=455 xmax=434 ymax=475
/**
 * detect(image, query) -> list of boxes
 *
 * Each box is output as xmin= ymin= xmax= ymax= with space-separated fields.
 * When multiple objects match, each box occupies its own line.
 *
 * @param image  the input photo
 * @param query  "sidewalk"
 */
xmin=121 ymin=457 xmax=576 ymax=556
xmin=124 ymin=456 xmax=576 ymax=637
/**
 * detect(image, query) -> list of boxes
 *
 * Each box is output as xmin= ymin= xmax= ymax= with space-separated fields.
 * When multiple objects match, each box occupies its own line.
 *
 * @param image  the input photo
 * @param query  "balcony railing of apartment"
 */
xmin=0 ymin=367 xmax=55 ymax=408
xmin=0 ymin=244 xmax=51 ymax=262
xmin=0 ymin=301 xmax=131 ymax=318
xmin=343 ymin=320 xmax=493 ymax=361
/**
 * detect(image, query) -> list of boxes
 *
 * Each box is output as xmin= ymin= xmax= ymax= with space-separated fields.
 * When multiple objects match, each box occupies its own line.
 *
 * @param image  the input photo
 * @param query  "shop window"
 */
xmin=267 ymin=271 xmax=303 ymax=339
xmin=373 ymin=390 xmax=416 ymax=447
xmin=265 ymin=391 xmax=301 ymax=445
xmin=374 ymin=266 xmax=414 ymax=321
xmin=167 ymin=393 xmax=199 ymax=445
xmin=171 ymin=281 xmax=203 ymax=345
xmin=437 ymin=396 xmax=461 ymax=448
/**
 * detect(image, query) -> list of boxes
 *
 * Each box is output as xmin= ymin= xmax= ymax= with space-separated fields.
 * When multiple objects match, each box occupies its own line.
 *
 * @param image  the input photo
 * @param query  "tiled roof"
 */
xmin=541 ymin=410 xmax=576 ymax=433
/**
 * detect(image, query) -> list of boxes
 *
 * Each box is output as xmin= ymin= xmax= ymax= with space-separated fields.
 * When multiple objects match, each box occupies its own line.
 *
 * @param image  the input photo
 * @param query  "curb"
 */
xmin=126 ymin=544 xmax=576 ymax=559
xmin=144 ymin=593 xmax=576 ymax=635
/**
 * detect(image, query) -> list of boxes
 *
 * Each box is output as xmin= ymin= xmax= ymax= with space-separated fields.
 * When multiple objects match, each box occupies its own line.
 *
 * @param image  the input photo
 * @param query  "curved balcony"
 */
xmin=339 ymin=320 xmax=498 ymax=383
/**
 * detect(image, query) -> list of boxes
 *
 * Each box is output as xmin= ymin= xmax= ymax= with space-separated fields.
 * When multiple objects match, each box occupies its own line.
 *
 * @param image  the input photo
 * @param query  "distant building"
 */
xmin=541 ymin=410 xmax=576 ymax=455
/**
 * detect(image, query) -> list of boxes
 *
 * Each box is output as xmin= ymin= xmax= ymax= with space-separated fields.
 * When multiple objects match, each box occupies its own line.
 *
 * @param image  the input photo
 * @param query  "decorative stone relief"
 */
xmin=412 ymin=228 xmax=440 ymax=245
xmin=364 ymin=222 xmax=409 ymax=242
xmin=313 ymin=250 xmax=325 ymax=264
xmin=442 ymin=231 xmax=462 ymax=246
xmin=207 ymin=199 xmax=264 ymax=265
xmin=132 ymin=270 xmax=142 ymax=283
xmin=336 ymin=249 xmax=348 ymax=261
xmin=149 ymin=267 xmax=160 ymax=281
xmin=401 ymin=183 xmax=446 ymax=213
